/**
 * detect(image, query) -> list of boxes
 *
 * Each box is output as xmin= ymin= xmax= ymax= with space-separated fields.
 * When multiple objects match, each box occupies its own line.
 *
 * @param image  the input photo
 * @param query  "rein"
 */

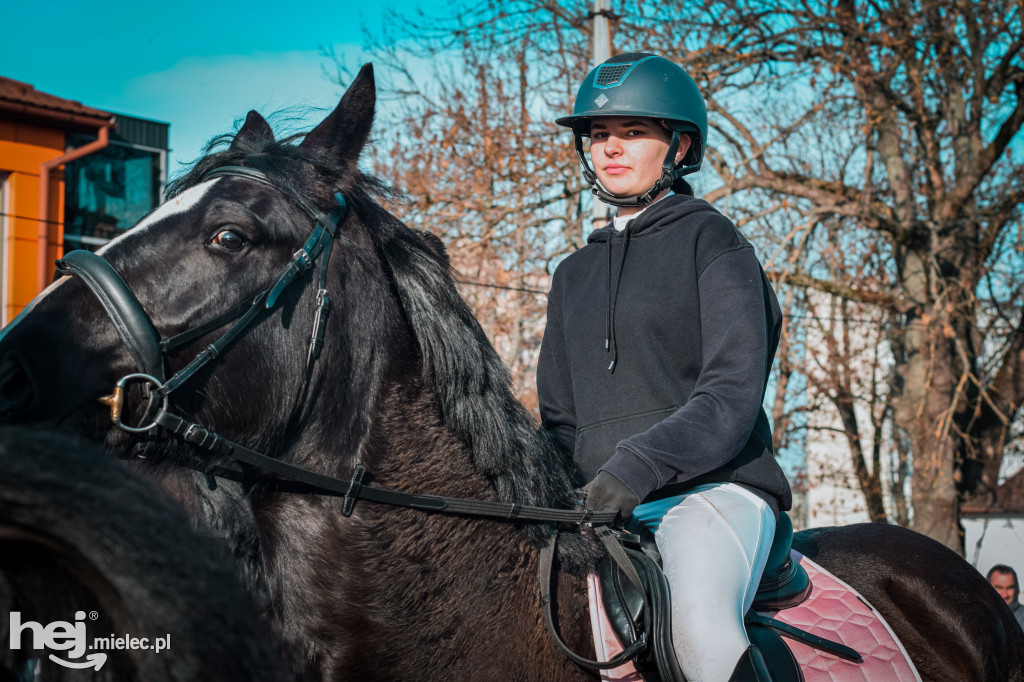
xmin=56 ymin=165 xmax=618 ymax=528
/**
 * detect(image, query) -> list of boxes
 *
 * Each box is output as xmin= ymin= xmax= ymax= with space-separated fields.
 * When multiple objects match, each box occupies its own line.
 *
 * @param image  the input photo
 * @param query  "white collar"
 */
xmin=612 ymin=192 xmax=672 ymax=231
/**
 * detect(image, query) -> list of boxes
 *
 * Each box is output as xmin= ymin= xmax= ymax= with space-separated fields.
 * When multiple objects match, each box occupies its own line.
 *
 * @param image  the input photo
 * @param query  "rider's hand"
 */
xmin=581 ymin=471 xmax=639 ymax=523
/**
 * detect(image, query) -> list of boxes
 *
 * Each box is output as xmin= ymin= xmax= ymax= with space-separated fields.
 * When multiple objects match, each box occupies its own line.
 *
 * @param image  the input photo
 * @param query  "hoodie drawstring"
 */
xmin=605 ymin=236 xmax=613 ymax=356
xmin=605 ymin=226 xmax=631 ymax=373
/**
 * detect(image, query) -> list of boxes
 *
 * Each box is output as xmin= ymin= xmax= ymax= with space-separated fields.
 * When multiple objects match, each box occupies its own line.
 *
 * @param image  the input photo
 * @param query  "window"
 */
xmin=63 ymin=135 xmax=165 ymax=250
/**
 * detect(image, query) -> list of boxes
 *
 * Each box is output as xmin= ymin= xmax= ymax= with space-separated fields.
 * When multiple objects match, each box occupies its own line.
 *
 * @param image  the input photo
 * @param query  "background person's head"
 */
xmin=988 ymin=564 xmax=1020 ymax=605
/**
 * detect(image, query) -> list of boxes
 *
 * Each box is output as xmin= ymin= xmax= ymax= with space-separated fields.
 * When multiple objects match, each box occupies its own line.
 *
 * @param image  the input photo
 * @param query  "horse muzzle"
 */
xmin=0 ymin=250 xmax=164 ymax=428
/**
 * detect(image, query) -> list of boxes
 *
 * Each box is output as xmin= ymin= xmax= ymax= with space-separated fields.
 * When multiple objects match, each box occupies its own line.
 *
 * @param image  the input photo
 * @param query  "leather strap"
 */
xmin=538 ymin=529 xmax=649 ymax=670
xmin=156 ymin=291 xmax=272 ymax=398
xmin=55 ymin=250 xmax=165 ymax=381
xmin=150 ymin=407 xmax=619 ymax=525
xmin=205 ymin=166 xmax=341 ymax=239
xmin=159 ymin=292 xmax=267 ymax=354
xmin=746 ymin=612 xmax=862 ymax=663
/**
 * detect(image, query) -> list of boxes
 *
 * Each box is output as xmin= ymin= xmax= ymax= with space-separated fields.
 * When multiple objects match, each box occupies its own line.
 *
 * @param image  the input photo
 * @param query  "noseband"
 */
xmin=55 ymin=250 xmax=165 ymax=383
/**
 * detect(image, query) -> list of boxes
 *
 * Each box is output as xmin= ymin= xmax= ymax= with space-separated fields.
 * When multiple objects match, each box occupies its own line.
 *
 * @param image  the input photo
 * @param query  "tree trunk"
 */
xmin=894 ymin=304 xmax=963 ymax=552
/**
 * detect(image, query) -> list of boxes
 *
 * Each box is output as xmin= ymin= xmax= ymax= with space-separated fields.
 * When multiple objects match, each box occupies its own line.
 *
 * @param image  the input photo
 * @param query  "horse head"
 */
xmin=0 ymin=63 xmax=596 ymax=678
xmin=1 ymin=59 xmax=576 ymax=496
xmin=2 ymin=65 xmax=403 ymax=461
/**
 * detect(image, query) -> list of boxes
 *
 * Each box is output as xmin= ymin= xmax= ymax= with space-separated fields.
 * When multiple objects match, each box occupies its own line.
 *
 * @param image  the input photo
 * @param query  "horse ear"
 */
xmin=229 ymin=111 xmax=275 ymax=151
xmin=300 ymin=63 xmax=376 ymax=166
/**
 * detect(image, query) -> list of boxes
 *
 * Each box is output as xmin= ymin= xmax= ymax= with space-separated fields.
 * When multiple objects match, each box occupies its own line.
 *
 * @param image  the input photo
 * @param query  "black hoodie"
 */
xmin=538 ymin=193 xmax=792 ymax=512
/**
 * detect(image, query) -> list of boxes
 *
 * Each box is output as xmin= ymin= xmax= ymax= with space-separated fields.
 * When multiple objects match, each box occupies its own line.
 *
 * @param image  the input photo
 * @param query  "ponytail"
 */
xmin=671 ymin=176 xmax=694 ymax=196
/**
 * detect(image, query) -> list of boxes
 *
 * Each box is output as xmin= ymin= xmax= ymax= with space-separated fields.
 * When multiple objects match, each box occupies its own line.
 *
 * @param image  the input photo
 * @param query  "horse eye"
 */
xmin=210 ymin=229 xmax=246 ymax=252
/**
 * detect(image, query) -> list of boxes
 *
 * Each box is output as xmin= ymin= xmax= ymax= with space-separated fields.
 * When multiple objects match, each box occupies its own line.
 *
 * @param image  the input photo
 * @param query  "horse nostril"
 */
xmin=0 ymin=355 xmax=34 ymax=417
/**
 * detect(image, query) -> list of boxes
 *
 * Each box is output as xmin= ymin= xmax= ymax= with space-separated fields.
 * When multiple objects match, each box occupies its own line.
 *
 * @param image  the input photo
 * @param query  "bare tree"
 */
xmin=653 ymin=0 xmax=1024 ymax=550
xmin=340 ymin=1 xmax=599 ymax=408
xmin=350 ymin=0 xmax=1024 ymax=551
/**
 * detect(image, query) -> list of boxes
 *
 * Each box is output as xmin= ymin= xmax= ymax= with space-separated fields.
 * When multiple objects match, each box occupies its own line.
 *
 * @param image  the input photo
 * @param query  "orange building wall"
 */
xmin=0 ymin=118 xmax=67 ymax=323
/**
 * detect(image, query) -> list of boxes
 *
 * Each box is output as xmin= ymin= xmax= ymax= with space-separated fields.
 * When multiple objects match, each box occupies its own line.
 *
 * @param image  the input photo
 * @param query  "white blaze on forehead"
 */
xmin=11 ymin=179 xmax=222 ymax=324
xmin=97 ymin=178 xmax=222 ymax=256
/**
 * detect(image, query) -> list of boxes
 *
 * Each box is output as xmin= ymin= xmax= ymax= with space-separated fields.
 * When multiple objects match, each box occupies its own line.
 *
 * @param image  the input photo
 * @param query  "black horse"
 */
xmin=0 ymin=427 xmax=290 ymax=682
xmin=0 ymin=63 xmax=1020 ymax=681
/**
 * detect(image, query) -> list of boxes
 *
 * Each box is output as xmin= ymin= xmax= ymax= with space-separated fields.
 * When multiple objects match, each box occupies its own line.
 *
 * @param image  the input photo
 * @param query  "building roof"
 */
xmin=962 ymin=467 xmax=1024 ymax=515
xmin=0 ymin=75 xmax=114 ymax=132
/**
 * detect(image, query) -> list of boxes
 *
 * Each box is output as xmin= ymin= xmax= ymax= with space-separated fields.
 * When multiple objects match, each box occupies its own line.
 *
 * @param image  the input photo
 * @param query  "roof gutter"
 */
xmin=0 ymin=99 xmax=113 ymax=133
xmin=37 ymin=118 xmax=115 ymax=291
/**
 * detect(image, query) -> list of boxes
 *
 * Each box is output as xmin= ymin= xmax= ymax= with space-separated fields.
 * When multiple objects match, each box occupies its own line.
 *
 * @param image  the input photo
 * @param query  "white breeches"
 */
xmin=637 ymin=483 xmax=775 ymax=682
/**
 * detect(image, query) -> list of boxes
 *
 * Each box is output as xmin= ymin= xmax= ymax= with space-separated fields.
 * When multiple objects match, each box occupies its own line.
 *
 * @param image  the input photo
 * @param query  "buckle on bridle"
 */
xmin=98 ymin=373 xmax=168 ymax=434
xmin=293 ymin=248 xmax=313 ymax=270
xmin=342 ymin=464 xmax=366 ymax=517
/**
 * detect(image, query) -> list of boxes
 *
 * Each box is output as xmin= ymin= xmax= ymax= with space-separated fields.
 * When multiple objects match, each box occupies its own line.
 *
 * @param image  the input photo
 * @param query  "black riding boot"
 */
xmin=728 ymin=645 xmax=772 ymax=681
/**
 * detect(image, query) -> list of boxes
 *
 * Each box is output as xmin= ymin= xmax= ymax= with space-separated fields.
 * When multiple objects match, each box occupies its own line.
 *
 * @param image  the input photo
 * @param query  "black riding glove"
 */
xmin=582 ymin=471 xmax=639 ymax=523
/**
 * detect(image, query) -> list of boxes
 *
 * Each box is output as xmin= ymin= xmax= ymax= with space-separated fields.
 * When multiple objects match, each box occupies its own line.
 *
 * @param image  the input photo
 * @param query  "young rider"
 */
xmin=538 ymin=52 xmax=792 ymax=681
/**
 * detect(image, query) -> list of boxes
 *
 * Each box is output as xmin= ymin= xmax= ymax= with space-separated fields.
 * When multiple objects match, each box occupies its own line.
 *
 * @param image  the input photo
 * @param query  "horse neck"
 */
xmin=241 ymin=331 xmax=595 ymax=677
xmin=284 ymin=376 xmax=594 ymax=679
xmin=367 ymin=373 xmax=491 ymax=493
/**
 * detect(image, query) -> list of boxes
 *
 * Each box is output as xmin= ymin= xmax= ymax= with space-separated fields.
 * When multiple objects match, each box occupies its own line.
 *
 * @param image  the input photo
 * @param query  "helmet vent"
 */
xmin=595 ymin=64 xmax=632 ymax=86
xmin=594 ymin=53 xmax=654 ymax=87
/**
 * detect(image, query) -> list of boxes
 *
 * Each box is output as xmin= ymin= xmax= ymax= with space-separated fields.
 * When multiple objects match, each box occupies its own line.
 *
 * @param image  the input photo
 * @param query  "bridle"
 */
xmin=55 ymin=165 xmax=617 ymax=527
xmin=57 ymin=166 xmax=339 ymax=435
xmin=55 ymin=164 xmax=648 ymax=672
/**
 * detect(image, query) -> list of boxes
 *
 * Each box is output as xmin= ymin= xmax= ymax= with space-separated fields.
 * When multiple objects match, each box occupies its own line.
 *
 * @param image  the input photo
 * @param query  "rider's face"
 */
xmin=589 ymin=117 xmax=690 ymax=212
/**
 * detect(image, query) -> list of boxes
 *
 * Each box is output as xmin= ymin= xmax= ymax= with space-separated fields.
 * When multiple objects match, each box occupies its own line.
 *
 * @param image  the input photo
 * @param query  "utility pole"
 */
xmin=590 ymin=0 xmax=612 ymax=230
xmin=593 ymin=0 xmax=611 ymax=64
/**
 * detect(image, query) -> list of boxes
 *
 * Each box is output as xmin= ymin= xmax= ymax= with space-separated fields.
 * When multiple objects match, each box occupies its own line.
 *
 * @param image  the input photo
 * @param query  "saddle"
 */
xmin=594 ymin=522 xmax=682 ymax=681
xmin=595 ymin=512 xmax=855 ymax=682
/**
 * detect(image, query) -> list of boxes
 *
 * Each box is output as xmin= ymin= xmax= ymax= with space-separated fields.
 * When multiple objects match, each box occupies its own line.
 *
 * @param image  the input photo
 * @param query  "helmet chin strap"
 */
xmin=574 ymin=130 xmax=699 ymax=209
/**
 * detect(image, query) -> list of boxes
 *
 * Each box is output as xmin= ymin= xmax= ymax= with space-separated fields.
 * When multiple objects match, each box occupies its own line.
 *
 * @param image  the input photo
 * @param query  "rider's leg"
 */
xmin=645 ymin=483 xmax=775 ymax=682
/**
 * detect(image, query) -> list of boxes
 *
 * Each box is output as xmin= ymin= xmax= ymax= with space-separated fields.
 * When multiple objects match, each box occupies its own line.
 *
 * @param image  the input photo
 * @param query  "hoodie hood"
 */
xmin=587 ymin=193 xmax=713 ymax=244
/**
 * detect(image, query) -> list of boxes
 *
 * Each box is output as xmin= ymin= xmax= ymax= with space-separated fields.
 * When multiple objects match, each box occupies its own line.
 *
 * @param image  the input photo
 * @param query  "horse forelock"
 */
xmin=169 ymin=130 xmax=392 ymax=223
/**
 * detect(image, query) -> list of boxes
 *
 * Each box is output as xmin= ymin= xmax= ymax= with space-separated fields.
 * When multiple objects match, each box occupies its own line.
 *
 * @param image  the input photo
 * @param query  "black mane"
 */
xmin=167 ymin=130 xmax=393 ymax=219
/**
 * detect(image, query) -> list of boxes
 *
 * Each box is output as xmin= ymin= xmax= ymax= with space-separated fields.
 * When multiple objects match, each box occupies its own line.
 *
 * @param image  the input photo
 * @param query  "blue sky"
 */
xmin=2 ymin=0 xmax=422 ymax=174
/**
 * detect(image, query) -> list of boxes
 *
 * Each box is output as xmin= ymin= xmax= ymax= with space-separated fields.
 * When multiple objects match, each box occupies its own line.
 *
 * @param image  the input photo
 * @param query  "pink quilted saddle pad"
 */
xmin=587 ymin=551 xmax=921 ymax=681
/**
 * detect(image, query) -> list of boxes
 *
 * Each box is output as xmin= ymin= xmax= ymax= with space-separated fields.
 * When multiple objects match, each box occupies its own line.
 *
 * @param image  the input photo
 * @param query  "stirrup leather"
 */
xmin=728 ymin=645 xmax=772 ymax=682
